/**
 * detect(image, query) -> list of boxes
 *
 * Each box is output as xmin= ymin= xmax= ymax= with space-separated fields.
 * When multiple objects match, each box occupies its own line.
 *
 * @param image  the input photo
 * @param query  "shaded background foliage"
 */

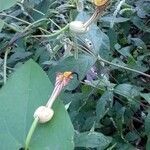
xmin=0 ymin=0 xmax=150 ymax=149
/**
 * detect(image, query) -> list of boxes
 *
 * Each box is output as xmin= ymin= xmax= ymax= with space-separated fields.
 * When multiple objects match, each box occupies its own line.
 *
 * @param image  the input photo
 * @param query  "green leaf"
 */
xmin=25 ymin=0 xmax=56 ymax=20
xmin=125 ymin=131 xmax=140 ymax=142
xmin=48 ymin=54 xmax=96 ymax=90
xmin=132 ymin=16 xmax=150 ymax=33
xmin=114 ymin=84 xmax=141 ymax=99
xmin=130 ymin=38 xmax=147 ymax=51
xmin=96 ymin=91 xmax=113 ymax=122
xmin=7 ymin=51 xmax=32 ymax=64
xmin=107 ymin=28 xmax=118 ymax=49
xmin=101 ymin=16 xmax=130 ymax=23
xmin=141 ymin=93 xmax=150 ymax=104
xmin=145 ymin=111 xmax=150 ymax=150
xmin=111 ymin=58 xmax=127 ymax=69
xmin=145 ymin=111 xmax=150 ymax=135
xmin=0 ymin=19 xmax=4 ymax=32
xmin=75 ymin=131 xmax=112 ymax=149
xmin=0 ymin=0 xmax=20 ymax=11
xmin=0 ymin=59 xmax=74 ymax=150
xmin=75 ymin=11 xmax=112 ymax=60
xmin=117 ymin=46 xmax=132 ymax=57
xmin=146 ymin=135 xmax=150 ymax=150
xmin=116 ymin=142 xmax=137 ymax=150
xmin=136 ymin=0 xmax=150 ymax=18
xmin=114 ymin=105 xmax=126 ymax=139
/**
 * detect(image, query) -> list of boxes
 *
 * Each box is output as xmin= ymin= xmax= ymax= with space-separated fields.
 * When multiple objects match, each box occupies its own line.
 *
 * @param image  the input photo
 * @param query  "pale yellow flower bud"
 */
xmin=34 ymin=106 xmax=54 ymax=123
xmin=69 ymin=21 xmax=89 ymax=34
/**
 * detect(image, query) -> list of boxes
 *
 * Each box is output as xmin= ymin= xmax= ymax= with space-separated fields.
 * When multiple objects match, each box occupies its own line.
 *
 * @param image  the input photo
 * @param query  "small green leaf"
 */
xmin=107 ymin=28 xmax=118 ymax=48
xmin=0 ymin=19 xmax=4 ymax=32
xmin=117 ymin=46 xmax=132 ymax=57
xmin=114 ymin=84 xmax=141 ymax=99
xmin=145 ymin=111 xmax=150 ymax=149
xmin=75 ymin=131 xmax=112 ymax=148
xmin=131 ymin=38 xmax=147 ymax=51
xmin=101 ymin=16 xmax=130 ymax=23
xmin=111 ymin=58 xmax=127 ymax=70
xmin=0 ymin=59 xmax=74 ymax=150
xmin=125 ymin=131 xmax=140 ymax=142
xmin=115 ymin=106 xmax=126 ymax=139
xmin=0 ymin=0 xmax=20 ymax=11
xmin=145 ymin=111 xmax=150 ymax=135
xmin=115 ymin=142 xmax=137 ymax=150
xmin=146 ymin=135 xmax=150 ymax=150
xmin=132 ymin=16 xmax=150 ymax=33
xmin=141 ymin=93 xmax=150 ymax=104
xmin=96 ymin=91 xmax=113 ymax=122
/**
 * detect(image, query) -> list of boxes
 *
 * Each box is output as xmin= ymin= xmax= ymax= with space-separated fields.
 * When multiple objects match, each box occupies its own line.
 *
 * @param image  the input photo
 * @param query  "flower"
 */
xmin=93 ymin=0 xmax=108 ymax=7
xmin=34 ymin=71 xmax=74 ymax=123
xmin=69 ymin=0 xmax=109 ymax=34
xmin=46 ymin=71 xmax=73 ymax=108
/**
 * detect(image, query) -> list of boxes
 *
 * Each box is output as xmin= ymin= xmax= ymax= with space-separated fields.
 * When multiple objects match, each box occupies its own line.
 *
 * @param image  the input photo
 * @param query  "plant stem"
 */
xmin=46 ymin=83 xmax=63 ymax=108
xmin=110 ymin=0 xmax=125 ymax=28
xmin=0 ymin=13 xmax=31 ymax=25
xmin=3 ymin=48 xmax=10 ymax=84
xmin=97 ymin=55 xmax=150 ymax=78
xmin=25 ymin=117 xmax=39 ymax=150
xmin=0 ymin=13 xmax=50 ymax=34
xmin=74 ymin=36 xmax=79 ymax=59
xmin=24 ymin=18 xmax=48 ymax=32
xmin=83 ymin=8 xmax=100 ymax=28
xmin=83 ymin=2 xmax=109 ymax=28
xmin=64 ymin=39 xmax=150 ymax=78
xmin=31 ymin=24 xmax=69 ymax=38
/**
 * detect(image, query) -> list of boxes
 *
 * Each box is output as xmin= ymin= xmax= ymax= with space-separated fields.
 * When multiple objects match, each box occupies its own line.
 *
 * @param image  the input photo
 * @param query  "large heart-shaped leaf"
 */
xmin=0 ymin=59 xmax=74 ymax=150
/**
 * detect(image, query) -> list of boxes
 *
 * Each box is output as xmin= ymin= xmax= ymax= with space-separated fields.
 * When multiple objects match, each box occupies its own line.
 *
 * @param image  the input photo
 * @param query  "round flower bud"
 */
xmin=93 ymin=0 xmax=108 ymax=6
xmin=34 ymin=106 xmax=54 ymax=123
xmin=69 ymin=21 xmax=89 ymax=34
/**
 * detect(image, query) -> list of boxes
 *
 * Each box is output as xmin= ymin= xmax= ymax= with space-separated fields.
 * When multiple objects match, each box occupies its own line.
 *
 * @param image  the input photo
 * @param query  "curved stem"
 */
xmin=25 ymin=117 xmax=39 ymax=150
xmin=97 ymin=55 xmax=150 ymax=78
xmin=83 ymin=2 xmax=109 ymax=28
xmin=24 ymin=18 xmax=48 ymax=32
xmin=83 ymin=8 xmax=100 ymax=28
